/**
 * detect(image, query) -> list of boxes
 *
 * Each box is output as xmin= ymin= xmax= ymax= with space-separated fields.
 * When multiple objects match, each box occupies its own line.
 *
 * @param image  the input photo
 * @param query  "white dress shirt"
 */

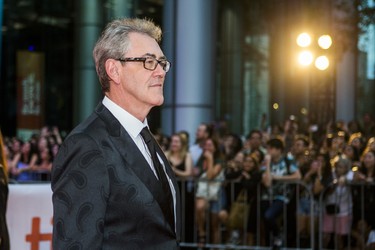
xmin=102 ymin=96 xmax=177 ymax=230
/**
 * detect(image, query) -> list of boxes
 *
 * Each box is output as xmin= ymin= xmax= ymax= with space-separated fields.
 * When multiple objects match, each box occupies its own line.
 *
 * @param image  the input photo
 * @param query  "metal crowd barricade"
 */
xmin=10 ymin=175 xmax=373 ymax=249
xmin=180 ymin=179 xmax=375 ymax=250
xmin=318 ymin=181 xmax=375 ymax=250
xmin=177 ymin=177 xmax=316 ymax=250
xmin=8 ymin=170 xmax=51 ymax=183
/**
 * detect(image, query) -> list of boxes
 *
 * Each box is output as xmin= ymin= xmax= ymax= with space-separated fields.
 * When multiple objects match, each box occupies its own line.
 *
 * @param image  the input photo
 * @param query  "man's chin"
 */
xmin=152 ymin=97 xmax=164 ymax=107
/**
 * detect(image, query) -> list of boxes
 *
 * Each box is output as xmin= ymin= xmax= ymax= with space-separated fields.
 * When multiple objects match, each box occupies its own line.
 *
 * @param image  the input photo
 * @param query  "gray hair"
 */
xmin=93 ymin=18 xmax=162 ymax=92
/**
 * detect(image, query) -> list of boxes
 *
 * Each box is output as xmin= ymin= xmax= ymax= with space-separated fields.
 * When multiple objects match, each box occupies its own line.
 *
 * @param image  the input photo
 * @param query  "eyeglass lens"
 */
xmin=145 ymin=58 xmax=170 ymax=72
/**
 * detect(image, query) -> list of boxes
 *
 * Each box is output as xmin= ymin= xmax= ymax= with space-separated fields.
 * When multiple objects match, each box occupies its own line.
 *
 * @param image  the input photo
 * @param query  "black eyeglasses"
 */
xmin=117 ymin=57 xmax=171 ymax=72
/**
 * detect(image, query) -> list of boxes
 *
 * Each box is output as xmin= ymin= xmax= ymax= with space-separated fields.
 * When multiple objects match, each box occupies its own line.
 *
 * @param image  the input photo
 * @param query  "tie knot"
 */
xmin=140 ymin=127 xmax=152 ymax=143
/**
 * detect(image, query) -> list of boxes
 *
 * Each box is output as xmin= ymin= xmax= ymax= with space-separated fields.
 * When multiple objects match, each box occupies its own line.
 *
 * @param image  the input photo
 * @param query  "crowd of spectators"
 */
xmin=2 ymin=113 xmax=375 ymax=249
xmin=3 ymin=126 xmax=62 ymax=182
xmin=156 ymin=114 xmax=375 ymax=249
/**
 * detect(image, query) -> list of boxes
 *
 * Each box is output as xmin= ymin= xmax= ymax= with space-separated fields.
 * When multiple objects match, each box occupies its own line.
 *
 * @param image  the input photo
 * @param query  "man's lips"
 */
xmin=150 ymin=83 xmax=163 ymax=87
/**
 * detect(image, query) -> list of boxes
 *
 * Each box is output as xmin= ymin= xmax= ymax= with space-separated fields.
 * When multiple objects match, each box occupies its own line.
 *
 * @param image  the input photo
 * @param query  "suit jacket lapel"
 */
xmin=94 ymin=103 xmax=176 ymax=231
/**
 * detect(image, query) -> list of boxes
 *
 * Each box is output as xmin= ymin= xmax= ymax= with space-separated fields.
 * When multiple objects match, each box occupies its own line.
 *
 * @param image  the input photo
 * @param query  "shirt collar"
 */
xmin=102 ymin=96 xmax=148 ymax=139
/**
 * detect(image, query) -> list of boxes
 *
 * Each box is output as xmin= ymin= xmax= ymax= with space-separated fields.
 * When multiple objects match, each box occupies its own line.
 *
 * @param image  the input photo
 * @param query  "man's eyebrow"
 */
xmin=144 ymin=53 xmax=167 ymax=60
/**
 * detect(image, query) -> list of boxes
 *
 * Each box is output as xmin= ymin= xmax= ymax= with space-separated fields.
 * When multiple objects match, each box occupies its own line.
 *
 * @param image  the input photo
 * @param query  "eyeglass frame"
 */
xmin=116 ymin=57 xmax=171 ymax=72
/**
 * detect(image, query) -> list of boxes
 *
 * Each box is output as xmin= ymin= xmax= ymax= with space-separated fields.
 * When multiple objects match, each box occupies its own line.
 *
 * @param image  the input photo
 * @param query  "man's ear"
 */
xmin=105 ymin=59 xmax=121 ymax=84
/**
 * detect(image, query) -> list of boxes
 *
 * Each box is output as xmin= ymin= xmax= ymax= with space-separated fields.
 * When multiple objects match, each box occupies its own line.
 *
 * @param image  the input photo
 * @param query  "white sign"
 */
xmin=6 ymin=184 xmax=53 ymax=250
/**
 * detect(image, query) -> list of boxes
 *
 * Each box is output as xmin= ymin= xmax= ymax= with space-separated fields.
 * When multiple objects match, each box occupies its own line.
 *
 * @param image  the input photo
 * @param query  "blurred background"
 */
xmin=0 ymin=0 xmax=374 ymax=142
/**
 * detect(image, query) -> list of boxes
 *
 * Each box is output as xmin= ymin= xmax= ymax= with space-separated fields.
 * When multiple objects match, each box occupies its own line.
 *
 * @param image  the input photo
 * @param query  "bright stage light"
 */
xmin=298 ymin=50 xmax=314 ymax=66
xmin=296 ymin=33 xmax=312 ymax=47
xmin=318 ymin=35 xmax=332 ymax=49
xmin=315 ymin=55 xmax=329 ymax=70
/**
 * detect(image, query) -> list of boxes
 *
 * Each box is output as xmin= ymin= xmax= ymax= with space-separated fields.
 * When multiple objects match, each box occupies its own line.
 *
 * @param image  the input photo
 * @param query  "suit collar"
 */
xmin=95 ymin=102 xmax=122 ymax=137
xmin=102 ymin=96 xmax=148 ymax=139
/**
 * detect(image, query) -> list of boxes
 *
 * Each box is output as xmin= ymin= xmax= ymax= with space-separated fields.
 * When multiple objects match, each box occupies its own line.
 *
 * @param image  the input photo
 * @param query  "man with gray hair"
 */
xmin=51 ymin=18 xmax=181 ymax=249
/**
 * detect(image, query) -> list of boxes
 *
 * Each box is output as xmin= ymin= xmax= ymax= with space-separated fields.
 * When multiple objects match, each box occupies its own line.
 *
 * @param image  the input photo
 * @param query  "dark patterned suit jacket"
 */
xmin=51 ymin=103 xmax=181 ymax=249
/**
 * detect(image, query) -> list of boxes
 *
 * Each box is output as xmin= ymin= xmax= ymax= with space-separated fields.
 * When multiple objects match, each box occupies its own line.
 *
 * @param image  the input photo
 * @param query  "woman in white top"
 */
xmin=322 ymin=154 xmax=353 ymax=249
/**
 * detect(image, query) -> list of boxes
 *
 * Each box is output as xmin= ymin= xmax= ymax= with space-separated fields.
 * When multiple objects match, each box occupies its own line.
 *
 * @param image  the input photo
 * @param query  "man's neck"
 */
xmin=105 ymin=94 xmax=150 ymax=122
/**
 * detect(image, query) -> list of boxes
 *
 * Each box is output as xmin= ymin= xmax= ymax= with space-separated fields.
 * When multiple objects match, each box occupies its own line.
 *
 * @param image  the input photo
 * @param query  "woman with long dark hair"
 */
xmin=195 ymin=137 xmax=225 ymax=246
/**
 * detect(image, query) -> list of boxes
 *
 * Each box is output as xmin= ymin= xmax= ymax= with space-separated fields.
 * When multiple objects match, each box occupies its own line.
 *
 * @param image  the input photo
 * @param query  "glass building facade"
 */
xmin=1 ymin=0 xmax=374 ymax=141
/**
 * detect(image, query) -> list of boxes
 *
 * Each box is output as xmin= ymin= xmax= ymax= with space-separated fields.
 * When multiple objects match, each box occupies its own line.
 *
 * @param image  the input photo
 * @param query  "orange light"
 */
xmin=315 ymin=55 xmax=329 ymax=70
xmin=296 ymin=33 xmax=312 ymax=47
xmin=318 ymin=35 xmax=332 ymax=49
xmin=298 ymin=50 xmax=314 ymax=66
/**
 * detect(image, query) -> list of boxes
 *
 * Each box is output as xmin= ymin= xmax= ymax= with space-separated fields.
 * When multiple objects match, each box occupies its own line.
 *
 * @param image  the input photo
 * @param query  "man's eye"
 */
xmin=145 ymin=59 xmax=155 ymax=65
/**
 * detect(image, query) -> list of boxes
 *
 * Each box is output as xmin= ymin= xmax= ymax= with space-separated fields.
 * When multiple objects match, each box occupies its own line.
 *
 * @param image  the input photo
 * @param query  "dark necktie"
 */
xmin=140 ymin=127 xmax=174 ymax=227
